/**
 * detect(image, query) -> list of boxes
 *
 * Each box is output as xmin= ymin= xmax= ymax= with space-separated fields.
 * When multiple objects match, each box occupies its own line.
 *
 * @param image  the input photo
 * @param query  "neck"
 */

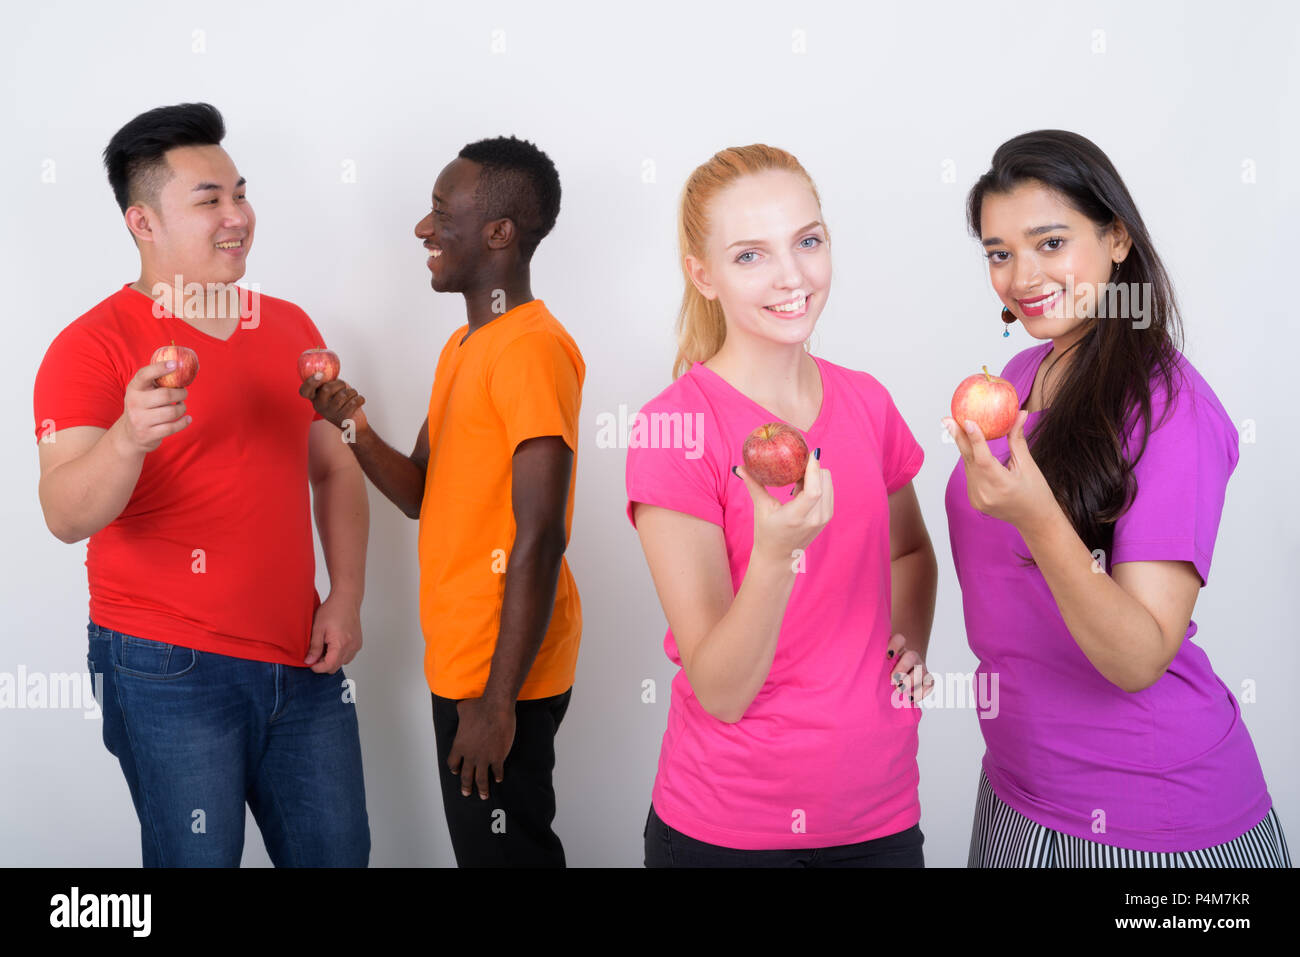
xmin=133 ymin=267 xmax=237 ymax=323
xmin=705 ymin=331 xmax=816 ymax=404
xmin=463 ymin=274 xmax=534 ymax=332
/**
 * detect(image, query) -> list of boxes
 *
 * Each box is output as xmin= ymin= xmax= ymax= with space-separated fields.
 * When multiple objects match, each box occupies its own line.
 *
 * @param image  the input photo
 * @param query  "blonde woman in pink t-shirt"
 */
xmin=625 ymin=144 xmax=939 ymax=866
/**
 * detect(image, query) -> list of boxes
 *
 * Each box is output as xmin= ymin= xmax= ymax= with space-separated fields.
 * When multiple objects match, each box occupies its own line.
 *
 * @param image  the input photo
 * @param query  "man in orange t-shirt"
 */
xmin=303 ymin=136 xmax=583 ymax=866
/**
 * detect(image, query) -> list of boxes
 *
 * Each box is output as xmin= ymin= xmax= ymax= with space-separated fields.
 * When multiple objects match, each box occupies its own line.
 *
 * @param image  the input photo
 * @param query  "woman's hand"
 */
xmin=886 ymin=632 xmax=934 ymax=704
xmin=733 ymin=448 xmax=833 ymax=567
xmin=944 ymin=410 xmax=1056 ymax=531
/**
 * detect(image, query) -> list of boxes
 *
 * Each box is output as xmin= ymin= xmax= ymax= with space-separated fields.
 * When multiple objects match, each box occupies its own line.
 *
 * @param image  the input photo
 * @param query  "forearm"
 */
xmin=39 ymin=418 xmax=145 ymax=543
xmin=312 ymin=464 xmax=369 ymax=602
xmin=687 ymin=550 xmax=798 ymax=723
xmin=1018 ymin=505 xmax=1165 ymax=691
xmin=480 ymin=535 xmax=568 ymax=710
xmin=890 ymin=544 xmax=938 ymax=662
xmin=349 ymin=423 xmax=426 ymax=519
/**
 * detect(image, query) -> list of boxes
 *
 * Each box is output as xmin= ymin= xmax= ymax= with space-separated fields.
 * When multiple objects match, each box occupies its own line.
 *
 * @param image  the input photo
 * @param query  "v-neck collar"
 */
xmin=691 ymin=354 xmax=833 ymax=435
xmin=121 ymin=282 xmax=244 ymax=345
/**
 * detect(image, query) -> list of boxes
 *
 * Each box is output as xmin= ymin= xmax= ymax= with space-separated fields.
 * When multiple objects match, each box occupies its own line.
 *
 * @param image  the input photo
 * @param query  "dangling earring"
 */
xmin=1001 ymin=306 xmax=1016 ymax=338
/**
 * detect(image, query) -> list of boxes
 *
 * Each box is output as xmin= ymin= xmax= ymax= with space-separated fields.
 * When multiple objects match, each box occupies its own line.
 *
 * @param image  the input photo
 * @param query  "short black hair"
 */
xmin=457 ymin=135 xmax=561 ymax=259
xmin=103 ymin=102 xmax=226 ymax=214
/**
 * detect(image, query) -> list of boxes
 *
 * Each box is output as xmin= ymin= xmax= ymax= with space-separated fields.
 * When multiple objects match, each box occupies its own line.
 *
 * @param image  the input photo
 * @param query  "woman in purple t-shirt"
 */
xmin=626 ymin=144 xmax=939 ymax=866
xmin=945 ymin=129 xmax=1290 ymax=866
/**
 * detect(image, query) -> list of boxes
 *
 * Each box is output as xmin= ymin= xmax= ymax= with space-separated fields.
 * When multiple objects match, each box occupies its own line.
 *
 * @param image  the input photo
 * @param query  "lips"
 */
xmin=425 ymin=244 xmax=443 ymax=270
xmin=1016 ymin=289 xmax=1062 ymax=317
xmin=764 ymin=293 xmax=810 ymax=319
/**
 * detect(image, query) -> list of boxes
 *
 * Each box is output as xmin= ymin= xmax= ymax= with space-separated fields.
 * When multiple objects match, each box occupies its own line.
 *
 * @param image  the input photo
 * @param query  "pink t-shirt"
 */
xmin=945 ymin=342 xmax=1272 ymax=853
xmin=625 ymin=356 xmax=925 ymax=850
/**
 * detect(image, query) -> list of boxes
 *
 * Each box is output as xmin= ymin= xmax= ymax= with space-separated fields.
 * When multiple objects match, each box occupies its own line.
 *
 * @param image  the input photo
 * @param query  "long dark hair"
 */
xmin=967 ymin=130 xmax=1185 ymax=564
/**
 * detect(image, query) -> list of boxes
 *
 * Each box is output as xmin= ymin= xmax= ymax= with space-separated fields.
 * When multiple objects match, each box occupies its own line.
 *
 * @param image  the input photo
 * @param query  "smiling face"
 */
xmin=414 ymin=157 xmax=486 ymax=293
xmin=979 ymin=180 xmax=1131 ymax=344
xmin=128 ymin=144 xmax=254 ymax=286
xmin=685 ymin=169 xmax=831 ymax=349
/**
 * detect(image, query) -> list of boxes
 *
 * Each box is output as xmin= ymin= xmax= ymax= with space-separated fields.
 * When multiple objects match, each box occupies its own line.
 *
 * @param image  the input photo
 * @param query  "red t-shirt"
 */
xmin=34 ymin=283 xmax=327 ymax=664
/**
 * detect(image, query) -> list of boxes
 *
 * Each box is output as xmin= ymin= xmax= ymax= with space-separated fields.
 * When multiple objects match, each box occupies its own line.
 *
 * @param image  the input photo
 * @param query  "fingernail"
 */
xmin=893 ymin=673 xmax=902 ymax=682
xmin=886 ymin=649 xmax=895 ymax=659
xmin=731 ymin=465 xmax=738 ymax=476
xmin=813 ymin=447 xmax=821 ymax=460
xmin=166 ymin=361 xmax=176 ymax=370
xmin=909 ymin=694 xmax=914 ymax=702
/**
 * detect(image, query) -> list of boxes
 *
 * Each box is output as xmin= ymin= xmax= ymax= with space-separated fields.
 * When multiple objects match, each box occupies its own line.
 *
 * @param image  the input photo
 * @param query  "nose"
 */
xmin=223 ymin=200 xmax=250 ymax=229
xmin=415 ymin=214 xmax=433 ymax=239
xmin=1011 ymin=252 xmax=1041 ymax=295
xmin=773 ymin=249 xmax=803 ymax=291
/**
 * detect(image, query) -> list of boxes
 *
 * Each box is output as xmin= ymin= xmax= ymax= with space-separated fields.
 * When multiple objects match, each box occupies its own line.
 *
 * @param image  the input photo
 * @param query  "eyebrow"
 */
xmin=981 ymin=223 xmax=1070 ymax=247
xmin=191 ymin=177 xmax=247 ymax=193
xmin=727 ymin=220 xmax=824 ymax=250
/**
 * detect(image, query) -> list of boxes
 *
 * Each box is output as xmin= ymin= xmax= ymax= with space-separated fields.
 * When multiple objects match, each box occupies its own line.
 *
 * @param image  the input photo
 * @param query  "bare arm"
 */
xmin=303 ymin=418 xmax=370 ymax=673
xmin=633 ymin=455 xmax=833 ymax=724
xmin=300 ymin=375 xmax=428 ymax=519
xmin=888 ymin=481 xmax=938 ymax=663
xmin=37 ymin=360 xmax=190 ymax=543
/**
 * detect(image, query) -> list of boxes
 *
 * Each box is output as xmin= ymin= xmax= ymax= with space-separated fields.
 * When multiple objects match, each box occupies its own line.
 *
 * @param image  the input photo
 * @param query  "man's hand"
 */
xmin=305 ymin=592 xmax=363 ymax=673
xmin=300 ymin=373 xmax=368 ymax=432
xmin=446 ymin=698 xmax=516 ymax=799
xmin=117 ymin=360 xmax=191 ymax=455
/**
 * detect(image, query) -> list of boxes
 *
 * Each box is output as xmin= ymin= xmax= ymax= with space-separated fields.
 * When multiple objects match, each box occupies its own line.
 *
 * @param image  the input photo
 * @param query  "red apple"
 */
xmin=742 ymin=422 xmax=810 ymax=487
xmin=951 ymin=365 xmax=1020 ymax=440
xmin=151 ymin=342 xmax=199 ymax=388
xmin=298 ymin=348 xmax=340 ymax=383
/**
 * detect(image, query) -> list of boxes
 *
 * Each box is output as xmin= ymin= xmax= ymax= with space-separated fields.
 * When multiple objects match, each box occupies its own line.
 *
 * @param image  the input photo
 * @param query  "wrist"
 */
xmin=480 ymin=685 xmax=517 ymax=714
xmin=108 ymin=417 xmax=147 ymax=463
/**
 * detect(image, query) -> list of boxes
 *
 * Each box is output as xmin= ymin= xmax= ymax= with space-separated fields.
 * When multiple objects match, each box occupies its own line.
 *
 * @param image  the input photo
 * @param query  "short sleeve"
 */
xmin=486 ymin=331 xmax=582 ymax=454
xmin=33 ymin=323 xmax=125 ymax=440
xmin=625 ymin=390 xmax=724 ymax=529
xmin=878 ymin=385 xmax=925 ymax=494
xmin=1110 ymin=379 xmax=1238 ymax=587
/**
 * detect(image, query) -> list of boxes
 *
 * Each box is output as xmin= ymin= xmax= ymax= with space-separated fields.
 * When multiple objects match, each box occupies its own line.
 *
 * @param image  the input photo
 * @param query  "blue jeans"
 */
xmin=87 ymin=620 xmax=370 ymax=866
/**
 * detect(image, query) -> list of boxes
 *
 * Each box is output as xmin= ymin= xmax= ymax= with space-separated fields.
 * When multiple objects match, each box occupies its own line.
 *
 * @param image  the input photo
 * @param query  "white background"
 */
xmin=2 ymin=0 xmax=1296 ymax=866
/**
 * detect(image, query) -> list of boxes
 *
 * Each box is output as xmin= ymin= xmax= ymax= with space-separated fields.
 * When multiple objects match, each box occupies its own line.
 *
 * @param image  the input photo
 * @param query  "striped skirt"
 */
xmin=968 ymin=769 xmax=1292 ymax=867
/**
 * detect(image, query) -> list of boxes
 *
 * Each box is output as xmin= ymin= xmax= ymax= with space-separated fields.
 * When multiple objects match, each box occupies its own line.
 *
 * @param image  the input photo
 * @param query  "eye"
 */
xmin=736 ymin=250 xmax=758 ymax=264
xmin=799 ymin=235 xmax=822 ymax=249
xmin=1042 ymin=237 xmax=1065 ymax=251
xmin=986 ymin=250 xmax=1009 ymax=263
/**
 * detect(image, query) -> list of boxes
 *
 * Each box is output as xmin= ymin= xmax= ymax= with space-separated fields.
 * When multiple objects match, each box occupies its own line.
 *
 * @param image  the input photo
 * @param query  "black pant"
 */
xmin=431 ymin=688 xmax=571 ymax=867
xmin=643 ymin=803 xmax=925 ymax=867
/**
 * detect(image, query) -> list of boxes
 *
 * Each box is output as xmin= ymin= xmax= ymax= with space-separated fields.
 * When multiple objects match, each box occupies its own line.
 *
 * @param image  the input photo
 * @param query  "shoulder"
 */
xmin=1126 ymin=349 xmax=1239 ymax=463
xmin=635 ymin=364 xmax=713 ymax=418
xmin=41 ymin=289 xmax=137 ymax=358
xmin=998 ymin=342 xmax=1052 ymax=383
xmin=815 ymin=356 xmax=899 ymax=413
xmin=493 ymin=303 xmax=583 ymax=369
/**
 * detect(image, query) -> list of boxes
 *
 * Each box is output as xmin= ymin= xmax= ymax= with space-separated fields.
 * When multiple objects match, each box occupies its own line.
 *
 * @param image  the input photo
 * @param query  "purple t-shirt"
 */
xmin=945 ymin=342 xmax=1271 ymax=852
xmin=625 ymin=356 xmax=925 ymax=849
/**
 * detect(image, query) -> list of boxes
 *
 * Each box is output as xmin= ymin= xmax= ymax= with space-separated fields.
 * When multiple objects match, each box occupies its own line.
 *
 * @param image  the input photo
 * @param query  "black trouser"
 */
xmin=644 ymin=803 xmax=925 ymax=867
xmin=431 ymin=688 xmax=571 ymax=867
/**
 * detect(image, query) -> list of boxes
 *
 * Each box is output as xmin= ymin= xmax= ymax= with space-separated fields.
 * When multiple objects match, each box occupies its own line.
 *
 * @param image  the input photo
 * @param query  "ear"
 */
xmin=125 ymin=205 xmax=155 ymax=245
xmin=484 ymin=217 xmax=516 ymax=251
xmin=683 ymin=253 xmax=717 ymax=301
xmin=1109 ymin=218 xmax=1134 ymax=263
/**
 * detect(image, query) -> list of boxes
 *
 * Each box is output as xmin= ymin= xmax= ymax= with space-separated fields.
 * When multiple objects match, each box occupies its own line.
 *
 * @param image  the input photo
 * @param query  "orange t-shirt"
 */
xmin=418 ymin=299 xmax=584 ymax=700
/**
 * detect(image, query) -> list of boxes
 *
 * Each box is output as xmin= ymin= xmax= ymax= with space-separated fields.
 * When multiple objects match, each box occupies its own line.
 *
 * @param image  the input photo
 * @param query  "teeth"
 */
xmin=767 ymin=295 xmax=807 ymax=313
xmin=427 ymin=248 xmax=442 ymax=258
xmin=215 ymin=241 xmax=241 ymax=249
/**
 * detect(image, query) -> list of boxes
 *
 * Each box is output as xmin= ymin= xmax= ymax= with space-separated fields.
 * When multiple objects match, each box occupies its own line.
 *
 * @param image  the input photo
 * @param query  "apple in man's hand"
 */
xmin=742 ymin=422 xmax=810 ymax=487
xmin=151 ymin=342 xmax=199 ymax=388
xmin=951 ymin=365 xmax=1020 ymax=440
xmin=298 ymin=349 xmax=340 ymax=383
